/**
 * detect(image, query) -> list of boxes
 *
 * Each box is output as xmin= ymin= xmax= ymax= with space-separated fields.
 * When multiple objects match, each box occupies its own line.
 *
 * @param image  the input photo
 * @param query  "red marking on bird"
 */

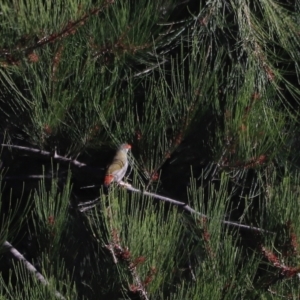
xmin=104 ymin=174 xmax=114 ymax=186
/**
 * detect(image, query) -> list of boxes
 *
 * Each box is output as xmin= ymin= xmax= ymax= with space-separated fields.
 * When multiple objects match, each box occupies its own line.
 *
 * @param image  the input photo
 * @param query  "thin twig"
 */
xmin=78 ymin=197 xmax=100 ymax=207
xmin=4 ymin=175 xmax=55 ymax=180
xmin=105 ymin=244 xmax=118 ymax=264
xmin=188 ymin=256 xmax=196 ymax=281
xmin=118 ymin=182 xmax=273 ymax=233
xmin=1 ymin=144 xmax=87 ymax=168
xmin=79 ymin=203 xmax=100 ymax=212
xmin=80 ymin=184 xmax=99 ymax=189
xmin=3 ymin=241 xmax=65 ymax=300
xmin=78 ymin=181 xmax=273 ymax=233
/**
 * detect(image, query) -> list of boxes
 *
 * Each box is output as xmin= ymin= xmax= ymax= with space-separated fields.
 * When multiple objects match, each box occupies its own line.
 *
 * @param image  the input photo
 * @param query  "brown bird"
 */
xmin=104 ymin=143 xmax=131 ymax=186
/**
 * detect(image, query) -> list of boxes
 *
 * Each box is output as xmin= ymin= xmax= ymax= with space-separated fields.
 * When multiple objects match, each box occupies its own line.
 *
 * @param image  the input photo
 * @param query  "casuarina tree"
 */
xmin=1 ymin=0 xmax=300 ymax=299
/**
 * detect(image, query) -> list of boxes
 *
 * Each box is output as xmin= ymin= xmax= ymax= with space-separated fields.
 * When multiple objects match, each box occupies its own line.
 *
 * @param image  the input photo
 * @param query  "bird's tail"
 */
xmin=104 ymin=175 xmax=114 ymax=187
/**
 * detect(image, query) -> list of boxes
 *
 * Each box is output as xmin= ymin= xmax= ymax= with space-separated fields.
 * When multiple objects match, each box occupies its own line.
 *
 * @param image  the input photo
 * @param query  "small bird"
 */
xmin=104 ymin=143 xmax=131 ymax=187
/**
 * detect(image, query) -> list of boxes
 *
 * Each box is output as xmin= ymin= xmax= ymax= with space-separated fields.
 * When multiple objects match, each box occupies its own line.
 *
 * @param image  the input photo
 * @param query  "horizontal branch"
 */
xmin=2 ymin=143 xmax=272 ymax=233
xmin=118 ymin=182 xmax=273 ymax=234
xmin=78 ymin=182 xmax=273 ymax=233
xmin=1 ymin=144 xmax=87 ymax=168
xmin=3 ymin=241 xmax=65 ymax=300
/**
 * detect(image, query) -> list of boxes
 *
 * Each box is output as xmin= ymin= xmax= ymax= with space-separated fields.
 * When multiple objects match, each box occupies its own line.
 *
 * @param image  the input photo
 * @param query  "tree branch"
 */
xmin=78 ymin=181 xmax=273 ymax=233
xmin=117 ymin=182 xmax=273 ymax=233
xmin=3 ymin=241 xmax=66 ymax=300
xmin=1 ymin=144 xmax=87 ymax=168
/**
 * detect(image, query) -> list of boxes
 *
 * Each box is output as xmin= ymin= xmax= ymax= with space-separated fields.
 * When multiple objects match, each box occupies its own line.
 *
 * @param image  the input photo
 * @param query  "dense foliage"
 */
xmin=1 ymin=0 xmax=300 ymax=299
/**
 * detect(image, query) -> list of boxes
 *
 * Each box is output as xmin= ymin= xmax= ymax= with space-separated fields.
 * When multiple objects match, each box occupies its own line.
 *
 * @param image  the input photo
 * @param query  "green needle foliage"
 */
xmin=1 ymin=0 xmax=300 ymax=299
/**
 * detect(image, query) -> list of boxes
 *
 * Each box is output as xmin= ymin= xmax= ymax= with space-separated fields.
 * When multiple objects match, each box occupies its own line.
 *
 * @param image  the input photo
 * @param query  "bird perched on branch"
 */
xmin=104 ymin=143 xmax=131 ymax=187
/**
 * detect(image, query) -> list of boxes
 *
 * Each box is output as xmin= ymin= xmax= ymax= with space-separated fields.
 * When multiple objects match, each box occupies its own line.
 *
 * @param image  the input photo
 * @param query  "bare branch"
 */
xmin=78 ymin=181 xmax=273 ymax=233
xmin=118 ymin=182 xmax=273 ymax=234
xmin=1 ymin=144 xmax=87 ymax=168
xmin=3 ymin=241 xmax=65 ymax=300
